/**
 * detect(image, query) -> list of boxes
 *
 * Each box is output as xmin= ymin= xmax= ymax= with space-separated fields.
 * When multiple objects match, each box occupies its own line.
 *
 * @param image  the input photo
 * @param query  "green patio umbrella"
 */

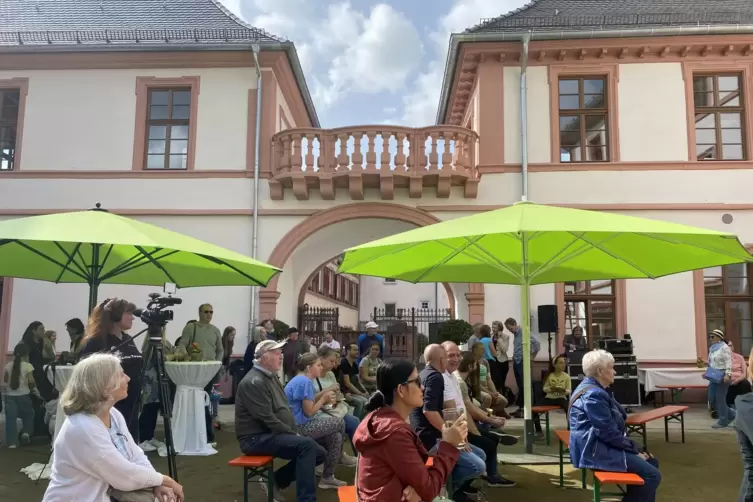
xmin=338 ymin=200 xmax=753 ymax=452
xmin=0 ymin=204 xmax=281 ymax=312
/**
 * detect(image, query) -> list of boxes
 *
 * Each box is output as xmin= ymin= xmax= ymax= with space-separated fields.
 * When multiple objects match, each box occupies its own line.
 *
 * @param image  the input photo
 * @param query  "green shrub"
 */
xmin=436 ymin=319 xmax=473 ymax=345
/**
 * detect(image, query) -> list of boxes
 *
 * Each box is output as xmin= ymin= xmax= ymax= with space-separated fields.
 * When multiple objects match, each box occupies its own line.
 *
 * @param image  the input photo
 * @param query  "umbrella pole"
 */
xmin=87 ymin=244 xmax=101 ymax=313
xmin=521 ymin=278 xmax=535 ymax=453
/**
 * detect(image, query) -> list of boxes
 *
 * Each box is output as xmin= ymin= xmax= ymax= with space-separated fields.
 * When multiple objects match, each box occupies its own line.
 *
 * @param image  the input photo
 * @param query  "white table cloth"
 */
xmin=638 ymin=367 xmax=708 ymax=394
xmin=165 ymin=361 xmax=221 ymax=456
xmin=46 ymin=365 xmax=75 ymax=442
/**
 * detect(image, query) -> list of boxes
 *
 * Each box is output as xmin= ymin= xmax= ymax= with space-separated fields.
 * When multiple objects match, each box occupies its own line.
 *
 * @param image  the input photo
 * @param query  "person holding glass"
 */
xmin=353 ymin=358 xmax=464 ymax=502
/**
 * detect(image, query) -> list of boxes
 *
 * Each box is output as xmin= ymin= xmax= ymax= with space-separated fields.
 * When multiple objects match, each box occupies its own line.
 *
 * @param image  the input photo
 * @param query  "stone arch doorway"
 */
xmin=259 ymin=202 xmax=484 ymax=323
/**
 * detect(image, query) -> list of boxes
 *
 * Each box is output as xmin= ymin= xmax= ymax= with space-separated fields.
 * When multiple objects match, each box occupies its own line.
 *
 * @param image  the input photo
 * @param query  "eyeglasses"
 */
xmin=402 ymin=376 xmax=421 ymax=387
xmin=203 ymin=310 xmax=214 ymax=314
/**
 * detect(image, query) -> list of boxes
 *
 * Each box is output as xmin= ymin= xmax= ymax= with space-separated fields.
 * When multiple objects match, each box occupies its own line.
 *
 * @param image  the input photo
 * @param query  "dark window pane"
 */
xmin=583 ymin=79 xmax=605 ymax=94
xmin=147 ymin=140 xmax=166 ymax=154
xmin=728 ymin=276 xmax=750 ymax=295
xmin=722 ymin=144 xmax=744 ymax=160
xmin=559 ymin=79 xmax=578 ymax=94
xmin=169 ymin=155 xmax=187 ymax=169
xmin=172 ymin=105 xmax=190 ymax=120
xmin=172 ymin=125 xmax=189 ymax=139
xmin=722 ymin=128 xmax=743 ymax=143
xmin=559 ymin=95 xmax=579 ymax=110
xmin=721 ymin=113 xmax=742 ymax=128
xmin=173 ymin=91 xmax=191 ymax=105
xmin=560 ymin=115 xmax=580 ymax=132
xmin=149 ymin=105 xmax=169 ymax=120
xmin=694 ymin=92 xmax=714 ymax=107
xmin=150 ymin=91 xmax=169 ymax=105
xmin=1 ymin=90 xmax=19 ymax=106
xmin=696 ymin=129 xmax=716 ymax=144
xmin=148 ymin=125 xmax=167 ymax=140
xmin=718 ymin=76 xmax=740 ymax=92
xmin=586 ymin=144 xmax=608 ymax=161
xmin=585 ymin=115 xmax=607 ymax=132
xmin=695 ymin=114 xmax=716 ymax=128
xmin=146 ymin=155 xmax=165 ymax=169
xmin=583 ymin=94 xmax=605 ymax=109
xmin=694 ymin=76 xmax=715 ymax=93
xmin=560 ymin=130 xmax=581 ymax=146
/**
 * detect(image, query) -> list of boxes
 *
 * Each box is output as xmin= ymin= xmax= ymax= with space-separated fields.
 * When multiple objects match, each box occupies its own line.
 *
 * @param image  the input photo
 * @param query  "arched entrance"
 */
xmin=260 ymin=202 xmax=484 ymax=323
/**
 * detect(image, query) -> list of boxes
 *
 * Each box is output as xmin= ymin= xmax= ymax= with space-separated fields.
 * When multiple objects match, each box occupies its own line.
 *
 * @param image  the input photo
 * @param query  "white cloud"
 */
xmin=233 ymin=1 xmax=423 ymax=112
xmin=400 ymin=0 xmax=526 ymax=126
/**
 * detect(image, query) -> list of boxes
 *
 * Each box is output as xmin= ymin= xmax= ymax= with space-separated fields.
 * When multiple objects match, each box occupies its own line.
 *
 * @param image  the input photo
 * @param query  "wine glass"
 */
xmin=442 ymin=407 xmax=466 ymax=449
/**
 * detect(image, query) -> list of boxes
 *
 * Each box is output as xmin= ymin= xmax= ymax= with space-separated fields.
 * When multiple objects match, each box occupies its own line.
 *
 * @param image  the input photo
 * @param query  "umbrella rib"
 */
xmin=412 ymin=235 xmax=487 ymax=283
xmin=13 ymin=241 xmax=88 ymax=281
xmin=53 ymin=242 xmax=88 ymax=283
xmin=575 ymin=233 xmax=658 ymax=279
xmin=197 ymin=254 xmax=267 ymax=287
xmin=528 ymin=233 xmax=585 ymax=279
xmin=99 ymin=249 xmax=180 ymax=282
xmin=134 ymin=245 xmax=179 ymax=286
xmin=100 ymin=249 xmax=153 ymax=279
xmin=98 ymin=244 xmax=115 ymax=275
xmin=530 ymin=233 xmax=620 ymax=280
xmin=459 ymin=240 xmax=523 ymax=280
xmin=636 ymin=233 xmax=753 ymax=262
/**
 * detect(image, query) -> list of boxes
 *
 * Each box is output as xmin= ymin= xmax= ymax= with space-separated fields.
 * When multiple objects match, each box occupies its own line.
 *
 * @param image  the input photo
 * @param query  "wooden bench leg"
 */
xmin=581 ymin=468 xmax=587 ymax=489
xmin=664 ymin=415 xmax=669 ymax=443
xmin=545 ymin=412 xmax=551 ymax=447
xmin=680 ymin=412 xmax=686 ymax=443
xmin=641 ymin=424 xmax=648 ymax=451
xmin=558 ymin=440 xmax=564 ymax=487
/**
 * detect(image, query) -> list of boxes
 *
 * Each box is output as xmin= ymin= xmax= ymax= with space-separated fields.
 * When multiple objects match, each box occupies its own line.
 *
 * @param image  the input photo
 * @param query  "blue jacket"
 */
xmin=568 ymin=377 xmax=638 ymax=472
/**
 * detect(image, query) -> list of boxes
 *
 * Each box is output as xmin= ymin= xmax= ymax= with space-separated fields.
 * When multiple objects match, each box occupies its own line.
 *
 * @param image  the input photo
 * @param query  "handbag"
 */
xmin=703 ymin=366 xmax=725 ymax=384
xmin=108 ymin=487 xmax=157 ymax=502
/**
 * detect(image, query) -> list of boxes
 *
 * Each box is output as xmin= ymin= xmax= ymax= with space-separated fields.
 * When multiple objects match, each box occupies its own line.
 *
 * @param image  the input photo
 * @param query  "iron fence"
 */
xmin=371 ymin=307 xmax=453 ymax=361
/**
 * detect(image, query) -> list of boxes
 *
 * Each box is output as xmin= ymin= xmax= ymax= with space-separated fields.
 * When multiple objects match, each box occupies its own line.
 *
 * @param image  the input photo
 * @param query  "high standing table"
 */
xmin=165 ymin=361 xmax=221 ymax=456
xmin=46 ymin=364 xmax=75 ymax=442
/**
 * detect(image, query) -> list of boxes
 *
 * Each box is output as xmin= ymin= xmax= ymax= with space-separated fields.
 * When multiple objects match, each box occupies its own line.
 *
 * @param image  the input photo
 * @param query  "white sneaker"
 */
xmin=315 ymin=465 xmax=323 ymax=476
xmin=149 ymin=439 xmax=166 ymax=449
xmin=139 ymin=440 xmax=157 ymax=452
xmin=259 ymin=479 xmax=286 ymax=501
xmin=339 ymin=452 xmax=357 ymax=467
xmin=8 ymin=444 xmax=17 ymax=449
xmin=318 ymin=476 xmax=347 ymax=489
xmin=209 ymin=442 xmax=218 ymax=448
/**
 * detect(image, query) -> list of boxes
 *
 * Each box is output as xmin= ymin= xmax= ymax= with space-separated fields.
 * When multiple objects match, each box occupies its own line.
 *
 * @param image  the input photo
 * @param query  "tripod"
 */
xmin=135 ymin=322 xmax=179 ymax=481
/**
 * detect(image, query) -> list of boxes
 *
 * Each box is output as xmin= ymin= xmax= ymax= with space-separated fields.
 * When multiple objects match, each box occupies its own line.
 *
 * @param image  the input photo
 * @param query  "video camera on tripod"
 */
xmin=132 ymin=292 xmax=182 ymax=328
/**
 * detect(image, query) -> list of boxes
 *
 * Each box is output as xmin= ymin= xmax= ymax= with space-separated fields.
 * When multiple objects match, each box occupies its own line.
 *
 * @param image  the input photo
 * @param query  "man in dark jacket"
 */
xmin=735 ymin=384 xmax=753 ymax=502
xmin=235 ymin=339 xmax=326 ymax=502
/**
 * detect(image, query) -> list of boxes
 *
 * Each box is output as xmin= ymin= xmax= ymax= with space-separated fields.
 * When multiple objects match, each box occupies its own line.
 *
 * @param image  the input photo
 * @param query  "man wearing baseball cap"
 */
xmin=707 ymin=329 xmax=736 ymax=429
xmin=357 ymin=321 xmax=384 ymax=364
xmin=235 ymin=339 xmax=326 ymax=501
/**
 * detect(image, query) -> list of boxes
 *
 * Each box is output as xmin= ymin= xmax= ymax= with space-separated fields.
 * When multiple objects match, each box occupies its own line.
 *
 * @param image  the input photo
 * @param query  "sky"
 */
xmin=218 ymin=0 xmax=528 ymax=128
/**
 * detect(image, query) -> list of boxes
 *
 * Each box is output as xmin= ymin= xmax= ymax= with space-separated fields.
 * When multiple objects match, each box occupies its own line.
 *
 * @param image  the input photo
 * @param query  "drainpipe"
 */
xmin=520 ymin=31 xmax=531 ymax=201
xmin=249 ymin=44 xmax=263 ymax=342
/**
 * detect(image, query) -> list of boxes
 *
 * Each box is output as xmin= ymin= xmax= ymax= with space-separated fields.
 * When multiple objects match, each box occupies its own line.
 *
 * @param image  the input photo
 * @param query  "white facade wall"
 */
xmin=1 ymin=60 xmax=748 ymax=366
xmin=358 ymin=277 xmax=451 ymax=320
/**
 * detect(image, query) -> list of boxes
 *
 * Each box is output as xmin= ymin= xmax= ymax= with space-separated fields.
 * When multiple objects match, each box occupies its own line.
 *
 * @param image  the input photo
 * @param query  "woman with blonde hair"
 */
xmin=79 ymin=297 xmax=142 ymax=440
xmin=43 ymin=353 xmax=183 ymax=502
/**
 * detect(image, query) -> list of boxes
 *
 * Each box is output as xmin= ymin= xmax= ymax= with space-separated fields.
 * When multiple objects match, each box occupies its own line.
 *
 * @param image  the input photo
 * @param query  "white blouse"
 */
xmin=43 ymin=408 xmax=162 ymax=502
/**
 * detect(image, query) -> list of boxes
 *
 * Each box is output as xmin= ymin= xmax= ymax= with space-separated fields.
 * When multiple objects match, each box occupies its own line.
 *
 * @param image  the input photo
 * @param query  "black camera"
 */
xmin=133 ymin=292 xmax=182 ymax=326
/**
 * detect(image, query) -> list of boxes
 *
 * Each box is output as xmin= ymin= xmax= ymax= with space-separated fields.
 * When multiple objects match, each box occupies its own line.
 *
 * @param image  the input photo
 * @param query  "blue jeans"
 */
xmin=4 ymin=394 xmax=34 ymax=446
xmin=623 ymin=453 xmax=661 ymax=502
xmin=343 ymin=413 xmax=360 ymax=442
xmin=239 ymin=432 xmax=326 ymax=502
xmin=432 ymin=441 xmax=486 ymax=493
xmin=709 ymin=381 xmax=735 ymax=426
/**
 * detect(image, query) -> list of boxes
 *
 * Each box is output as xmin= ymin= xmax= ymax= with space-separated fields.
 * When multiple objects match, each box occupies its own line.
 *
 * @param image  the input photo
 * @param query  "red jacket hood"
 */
xmin=353 ymin=407 xmax=412 ymax=451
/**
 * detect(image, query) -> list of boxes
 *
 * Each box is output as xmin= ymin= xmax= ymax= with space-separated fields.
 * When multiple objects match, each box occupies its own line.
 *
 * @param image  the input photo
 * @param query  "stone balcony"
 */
xmin=268 ymin=125 xmax=479 ymax=200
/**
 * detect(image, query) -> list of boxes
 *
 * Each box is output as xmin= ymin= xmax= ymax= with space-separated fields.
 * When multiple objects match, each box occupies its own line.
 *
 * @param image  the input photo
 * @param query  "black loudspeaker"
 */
xmin=538 ymin=304 xmax=558 ymax=333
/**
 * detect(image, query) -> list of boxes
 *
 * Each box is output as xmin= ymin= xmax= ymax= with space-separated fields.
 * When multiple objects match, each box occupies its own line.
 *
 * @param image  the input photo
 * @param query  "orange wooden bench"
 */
xmin=532 ymin=404 xmax=563 ymax=446
xmin=655 ymin=384 xmax=707 ymax=406
xmin=555 ymin=430 xmax=644 ymax=501
xmin=625 ymin=404 xmax=690 ymax=449
xmin=228 ymin=455 xmax=274 ymax=502
xmin=338 ymin=457 xmax=436 ymax=501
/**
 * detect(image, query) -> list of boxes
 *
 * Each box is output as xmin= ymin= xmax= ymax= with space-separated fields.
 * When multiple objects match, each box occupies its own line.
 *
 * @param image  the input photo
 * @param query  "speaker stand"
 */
xmin=547 ymin=332 xmax=554 ymax=361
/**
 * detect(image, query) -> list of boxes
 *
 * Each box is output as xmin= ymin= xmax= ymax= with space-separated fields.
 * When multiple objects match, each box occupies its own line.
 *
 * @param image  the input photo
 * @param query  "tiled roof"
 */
xmin=467 ymin=0 xmax=753 ymax=33
xmin=0 ymin=0 xmax=283 ymax=45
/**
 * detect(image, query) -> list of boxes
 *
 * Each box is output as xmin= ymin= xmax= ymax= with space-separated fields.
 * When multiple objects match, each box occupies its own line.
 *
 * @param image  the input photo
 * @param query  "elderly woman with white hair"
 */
xmin=43 ymin=353 xmax=184 ymax=502
xmin=569 ymin=349 xmax=661 ymax=502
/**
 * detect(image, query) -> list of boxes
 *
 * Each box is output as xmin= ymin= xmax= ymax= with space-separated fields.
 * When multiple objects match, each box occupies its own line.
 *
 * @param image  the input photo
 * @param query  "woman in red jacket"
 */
xmin=353 ymin=358 xmax=465 ymax=502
